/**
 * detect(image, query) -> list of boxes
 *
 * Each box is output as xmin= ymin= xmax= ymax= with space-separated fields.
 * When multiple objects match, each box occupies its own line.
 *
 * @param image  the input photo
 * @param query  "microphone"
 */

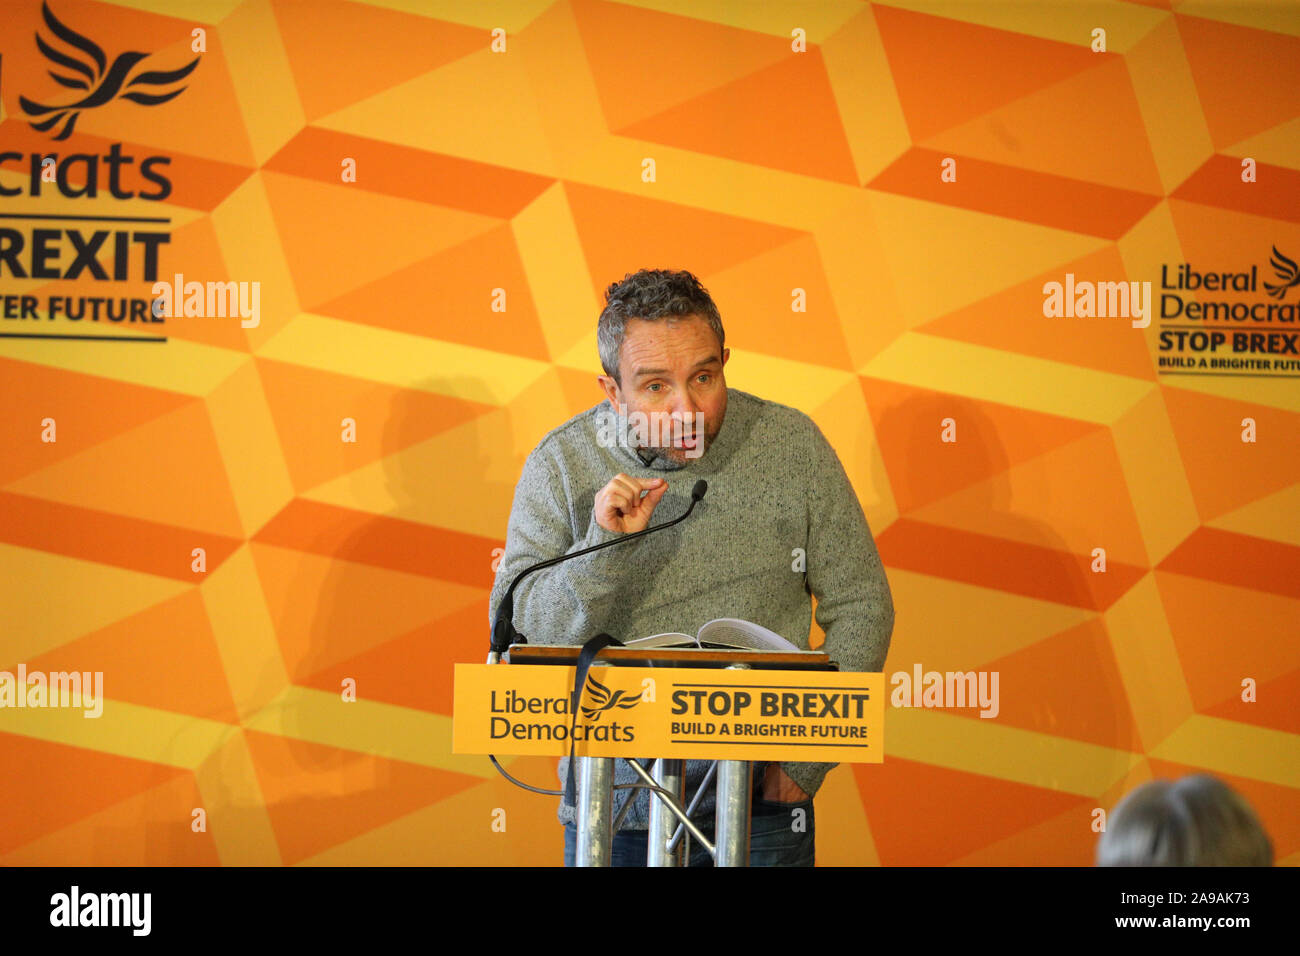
xmin=488 ymin=479 xmax=708 ymax=661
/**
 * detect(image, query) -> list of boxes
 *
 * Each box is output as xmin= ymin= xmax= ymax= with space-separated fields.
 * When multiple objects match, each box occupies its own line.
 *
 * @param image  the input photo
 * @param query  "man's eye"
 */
xmin=697 ymin=374 xmax=711 ymax=384
xmin=647 ymin=383 xmax=662 ymax=392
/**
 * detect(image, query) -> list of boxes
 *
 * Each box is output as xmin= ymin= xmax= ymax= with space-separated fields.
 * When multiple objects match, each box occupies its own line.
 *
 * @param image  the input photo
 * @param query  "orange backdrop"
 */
xmin=0 ymin=0 xmax=1297 ymax=866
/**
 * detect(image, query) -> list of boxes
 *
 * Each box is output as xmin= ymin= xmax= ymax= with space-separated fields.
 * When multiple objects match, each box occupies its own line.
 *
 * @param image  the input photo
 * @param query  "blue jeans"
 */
xmin=563 ymin=793 xmax=815 ymax=867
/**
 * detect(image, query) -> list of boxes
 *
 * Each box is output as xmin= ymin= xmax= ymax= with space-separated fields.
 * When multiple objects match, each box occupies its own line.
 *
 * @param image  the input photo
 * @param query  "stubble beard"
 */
xmin=636 ymin=417 xmax=721 ymax=466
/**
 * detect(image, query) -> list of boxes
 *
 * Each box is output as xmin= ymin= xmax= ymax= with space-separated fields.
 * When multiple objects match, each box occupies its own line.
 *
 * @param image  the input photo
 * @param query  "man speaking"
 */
xmin=488 ymin=268 xmax=894 ymax=866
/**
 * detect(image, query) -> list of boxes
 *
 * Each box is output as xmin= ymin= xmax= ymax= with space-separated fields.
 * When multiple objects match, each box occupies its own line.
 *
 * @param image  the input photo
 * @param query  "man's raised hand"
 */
xmin=594 ymin=474 xmax=668 ymax=534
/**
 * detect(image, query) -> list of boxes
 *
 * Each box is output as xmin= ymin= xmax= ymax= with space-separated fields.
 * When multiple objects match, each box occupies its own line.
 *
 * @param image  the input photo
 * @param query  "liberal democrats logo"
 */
xmin=19 ymin=1 xmax=199 ymax=140
xmin=579 ymin=674 xmax=642 ymax=721
xmin=1264 ymin=246 xmax=1299 ymax=300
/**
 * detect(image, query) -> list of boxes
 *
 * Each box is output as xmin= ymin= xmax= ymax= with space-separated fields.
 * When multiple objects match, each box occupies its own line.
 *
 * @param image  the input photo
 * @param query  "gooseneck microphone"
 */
xmin=488 ymin=479 xmax=708 ymax=661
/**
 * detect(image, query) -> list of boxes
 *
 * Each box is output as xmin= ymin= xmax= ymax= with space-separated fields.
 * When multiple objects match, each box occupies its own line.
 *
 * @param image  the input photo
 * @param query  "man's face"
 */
xmin=598 ymin=315 xmax=729 ymax=466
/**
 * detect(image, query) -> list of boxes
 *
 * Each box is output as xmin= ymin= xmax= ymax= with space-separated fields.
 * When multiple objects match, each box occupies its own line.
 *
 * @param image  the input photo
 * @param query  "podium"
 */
xmin=502 ymin=643 xmax=837 ymax=867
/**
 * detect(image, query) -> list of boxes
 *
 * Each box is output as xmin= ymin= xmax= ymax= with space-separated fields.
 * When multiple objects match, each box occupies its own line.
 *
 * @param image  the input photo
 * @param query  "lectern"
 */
xmin=502 ymin=643 xmax=837 ymax=867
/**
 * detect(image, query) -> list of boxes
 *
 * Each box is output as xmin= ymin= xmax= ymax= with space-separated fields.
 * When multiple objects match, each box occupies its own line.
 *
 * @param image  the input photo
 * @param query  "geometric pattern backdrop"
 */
xmin=1 ymin=0 xmax=1297 ymax=865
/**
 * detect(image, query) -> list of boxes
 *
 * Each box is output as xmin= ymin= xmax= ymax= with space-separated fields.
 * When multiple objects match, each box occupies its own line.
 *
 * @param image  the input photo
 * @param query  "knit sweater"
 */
xmin=487 ymin=388 xmax=895 ymax=830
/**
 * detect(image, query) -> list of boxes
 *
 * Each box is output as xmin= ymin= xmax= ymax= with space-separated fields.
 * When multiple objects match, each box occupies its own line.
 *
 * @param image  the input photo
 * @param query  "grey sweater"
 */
xmin=487 ymin=388 xmax=895 ymax=830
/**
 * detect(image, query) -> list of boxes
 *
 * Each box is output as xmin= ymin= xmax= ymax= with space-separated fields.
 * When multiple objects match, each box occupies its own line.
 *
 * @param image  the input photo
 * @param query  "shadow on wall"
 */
xmin=184 ymin=376 xmax=508 ymax=864
xmin=866 ymin=391 xmax=1134 ymax=791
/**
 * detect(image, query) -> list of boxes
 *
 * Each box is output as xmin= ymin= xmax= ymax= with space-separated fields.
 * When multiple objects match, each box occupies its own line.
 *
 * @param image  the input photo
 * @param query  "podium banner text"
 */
xmin=453 ymin=663 xmax=885 ymax=762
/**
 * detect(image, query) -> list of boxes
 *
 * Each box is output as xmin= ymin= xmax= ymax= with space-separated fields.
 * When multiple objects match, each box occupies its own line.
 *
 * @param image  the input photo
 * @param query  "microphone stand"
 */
xmin=487 ymin=479 xmax=708 ymax=663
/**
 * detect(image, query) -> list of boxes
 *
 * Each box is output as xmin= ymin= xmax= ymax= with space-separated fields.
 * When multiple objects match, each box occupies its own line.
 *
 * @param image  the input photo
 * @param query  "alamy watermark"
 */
xmin=595 ymin=402 xmax=705 ymax=459
xmin=1043 ymin=274 xmax=1151 ymax=328
xmin=0 ymin=665 xmax=103 ymax=718
xmin=50 ymin=886 xmax=150 ymax=936
xmin=890 ymin=663 xmax=999 ymax=719
xmin=151 ymin=272 xmax=260 ymax=327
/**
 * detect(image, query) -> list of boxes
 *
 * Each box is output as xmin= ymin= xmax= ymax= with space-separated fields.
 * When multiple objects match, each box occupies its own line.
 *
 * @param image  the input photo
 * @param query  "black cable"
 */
xmin=488 ymin=754 xmax=563 ymax=795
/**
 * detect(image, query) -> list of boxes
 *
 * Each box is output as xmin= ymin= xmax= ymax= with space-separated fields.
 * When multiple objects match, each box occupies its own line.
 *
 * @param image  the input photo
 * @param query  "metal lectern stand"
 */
xmin=503 ymin=644 xmax=834 ymax=867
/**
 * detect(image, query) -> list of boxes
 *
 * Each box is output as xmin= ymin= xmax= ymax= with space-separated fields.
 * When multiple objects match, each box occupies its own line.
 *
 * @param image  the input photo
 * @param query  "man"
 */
xmin=488 ymin=268 xmax=894 ymax=866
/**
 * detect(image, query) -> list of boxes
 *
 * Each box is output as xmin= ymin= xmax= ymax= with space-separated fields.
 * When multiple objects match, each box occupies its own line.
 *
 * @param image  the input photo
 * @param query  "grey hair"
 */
xmin=1096 ymin=774 xmax=1273 ymax=866
xmin=597 ymin=269 xmax=725 ymax=385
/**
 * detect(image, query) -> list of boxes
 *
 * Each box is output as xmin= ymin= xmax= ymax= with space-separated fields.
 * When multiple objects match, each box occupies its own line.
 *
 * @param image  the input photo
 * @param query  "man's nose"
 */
xmin=669 ymin=393 xmax=701 ymax=424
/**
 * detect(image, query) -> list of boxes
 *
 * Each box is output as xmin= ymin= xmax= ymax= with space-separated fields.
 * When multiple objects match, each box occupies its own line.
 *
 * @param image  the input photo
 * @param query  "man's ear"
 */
xmin=597 ymin=373 xmax=622 ymax=407
xmin=721 ymin=347 xmax=730 ymax=367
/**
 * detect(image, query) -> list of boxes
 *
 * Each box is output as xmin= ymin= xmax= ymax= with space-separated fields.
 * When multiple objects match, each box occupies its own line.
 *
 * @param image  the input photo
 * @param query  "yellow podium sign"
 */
xmin=453 ymin=663 xmax=885 ymax=762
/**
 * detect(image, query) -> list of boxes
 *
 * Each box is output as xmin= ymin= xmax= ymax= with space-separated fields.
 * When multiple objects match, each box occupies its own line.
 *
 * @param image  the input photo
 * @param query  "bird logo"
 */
xmin=19 ymin=1 xmax=200 ymax=141
xmin=579 ymin=674 xmax=643 ymax=721
xmin=1264 ymin=246 xmax=1300 ymax=300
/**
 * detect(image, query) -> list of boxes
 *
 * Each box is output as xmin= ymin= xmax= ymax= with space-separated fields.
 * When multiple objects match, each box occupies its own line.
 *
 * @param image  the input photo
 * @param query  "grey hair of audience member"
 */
xmin=1097 ymin=774 xmax=1273 ymax=866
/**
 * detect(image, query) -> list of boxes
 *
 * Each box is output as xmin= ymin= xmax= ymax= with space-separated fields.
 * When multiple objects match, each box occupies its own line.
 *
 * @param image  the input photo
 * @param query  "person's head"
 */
xmin=596 ymin=269 xmax=729 ymax=466
xmin=1096 ymin=774 xmax=1273 ymax=867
